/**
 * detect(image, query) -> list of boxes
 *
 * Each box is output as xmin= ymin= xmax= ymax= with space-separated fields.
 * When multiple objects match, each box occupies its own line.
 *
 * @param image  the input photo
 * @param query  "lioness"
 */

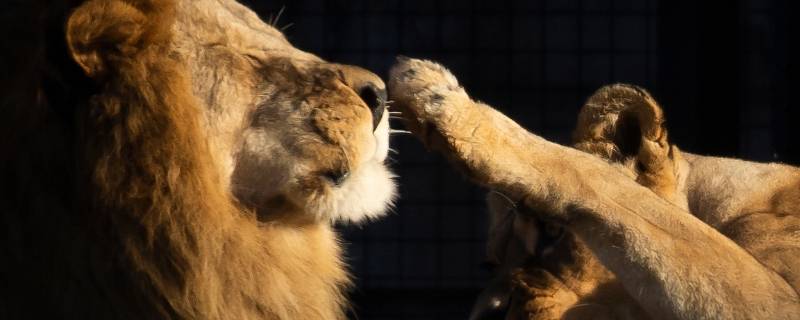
xmin=388 ymin=58 xmax=800 ymax=319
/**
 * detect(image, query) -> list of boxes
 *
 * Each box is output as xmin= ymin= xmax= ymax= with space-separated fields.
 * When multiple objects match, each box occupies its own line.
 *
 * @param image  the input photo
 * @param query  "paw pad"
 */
xmin=388 ymin=57 xmax=468 ymax=118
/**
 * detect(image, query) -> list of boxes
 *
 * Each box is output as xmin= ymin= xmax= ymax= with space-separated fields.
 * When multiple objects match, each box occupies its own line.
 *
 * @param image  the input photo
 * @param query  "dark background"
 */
xmin=240 ymin=0 xmax=799 ymax=319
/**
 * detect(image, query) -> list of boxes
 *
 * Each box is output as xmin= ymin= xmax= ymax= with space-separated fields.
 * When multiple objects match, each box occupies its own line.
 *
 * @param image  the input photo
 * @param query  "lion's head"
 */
xmin=1 ymin=0 xmax=394 ymax=318
xmin=171 ymin=0 xmax=396 ymax=223
xmin=66 ymin=0 xmax=396 ymax=224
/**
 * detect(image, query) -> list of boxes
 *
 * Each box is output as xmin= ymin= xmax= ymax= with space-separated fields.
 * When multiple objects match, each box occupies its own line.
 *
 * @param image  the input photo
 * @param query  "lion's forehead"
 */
xmin=173 ymin=0 xmax=295 ymax=58
xmin=172 ymin=0 xmax=324 ymax=80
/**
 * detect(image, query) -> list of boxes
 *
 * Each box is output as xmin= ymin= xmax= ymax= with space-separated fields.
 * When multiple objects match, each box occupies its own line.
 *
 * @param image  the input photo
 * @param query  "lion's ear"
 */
xmin=66 ymin=0 xmax=168 ymax=78
xmin=573 ymin=84 xmax=669 ymax=162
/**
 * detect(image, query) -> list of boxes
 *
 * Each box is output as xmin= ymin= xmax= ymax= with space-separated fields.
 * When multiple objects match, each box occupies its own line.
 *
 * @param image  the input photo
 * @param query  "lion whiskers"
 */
xmin=389 ymin=129 xmax=411 ymax=135
xmin=266 ymin=6 xmax=285 ymax=27
xmin=388 ymin=111 xmax=403 ymax=120
xmin=280 ymin=23 xmax=294 ymax=31
xmin=490 ymin=189 xmax=517 ymax=209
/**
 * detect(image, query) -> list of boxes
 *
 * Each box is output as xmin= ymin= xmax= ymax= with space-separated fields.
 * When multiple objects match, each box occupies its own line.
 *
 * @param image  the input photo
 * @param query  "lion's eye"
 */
xmin=242 ymin=53 xmax=263 ymax=66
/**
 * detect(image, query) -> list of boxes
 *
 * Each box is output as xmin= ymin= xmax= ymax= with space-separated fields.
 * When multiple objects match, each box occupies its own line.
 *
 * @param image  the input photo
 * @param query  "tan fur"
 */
xmin=389 ymin=58 xmax=800 ymax=319
xmin=1 ymin=0 xmax=393 ymax=319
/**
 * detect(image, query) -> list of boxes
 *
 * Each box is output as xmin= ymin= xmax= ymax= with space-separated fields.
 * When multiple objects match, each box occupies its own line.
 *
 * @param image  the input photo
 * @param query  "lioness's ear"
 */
xmin=66 ymin=0 xmax=170 ymax=78
xmin=573 ymin=84 xmax=687 ymax=207
xmin=573 ymin=84 xmax=668 ymax=161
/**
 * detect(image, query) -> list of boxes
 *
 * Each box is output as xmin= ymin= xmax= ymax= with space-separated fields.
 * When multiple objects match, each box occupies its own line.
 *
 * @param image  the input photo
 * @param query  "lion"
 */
xmin=387 ymin=58 xmax=800 ymax=319
xmin=0 ymin=0 xmax=395 ymax=319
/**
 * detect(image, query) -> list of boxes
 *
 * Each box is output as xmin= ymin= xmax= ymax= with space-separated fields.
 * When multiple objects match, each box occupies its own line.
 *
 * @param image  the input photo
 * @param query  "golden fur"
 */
xmin=388 ymin=58 xmax=800 ymax=319
xmin=1 ymin=0 xmax=394 ymax=319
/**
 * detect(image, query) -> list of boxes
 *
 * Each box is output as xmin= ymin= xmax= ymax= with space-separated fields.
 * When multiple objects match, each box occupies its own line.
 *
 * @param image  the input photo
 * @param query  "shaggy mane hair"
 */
xmin=1 ymin=1 xmax=348 ymax=318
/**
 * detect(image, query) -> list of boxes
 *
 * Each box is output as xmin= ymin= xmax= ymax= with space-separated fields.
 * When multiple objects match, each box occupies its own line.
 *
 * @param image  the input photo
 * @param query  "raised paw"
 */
xmin=387 ymin=57 xmax=474 ymax=137
xmin=387 ymin=57 xmax=554 ymax=198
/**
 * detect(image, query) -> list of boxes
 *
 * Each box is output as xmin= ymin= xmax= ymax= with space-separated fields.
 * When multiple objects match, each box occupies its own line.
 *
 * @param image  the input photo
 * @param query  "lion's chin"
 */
xmin=308 ymin=159 xmax=397 ymax=224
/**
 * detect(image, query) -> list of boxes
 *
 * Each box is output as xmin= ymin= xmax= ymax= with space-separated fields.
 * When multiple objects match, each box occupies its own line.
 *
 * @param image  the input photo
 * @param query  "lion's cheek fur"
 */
xmin=232 ymin=112 xmax=395 ymax=224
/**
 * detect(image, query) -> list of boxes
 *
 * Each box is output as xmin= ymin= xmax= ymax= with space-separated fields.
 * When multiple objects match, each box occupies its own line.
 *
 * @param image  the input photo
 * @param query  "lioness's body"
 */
xmin=388 ymin=58 xmax=800 ymax=319
xmin=499 ymin=153 xmax=800 ymax=320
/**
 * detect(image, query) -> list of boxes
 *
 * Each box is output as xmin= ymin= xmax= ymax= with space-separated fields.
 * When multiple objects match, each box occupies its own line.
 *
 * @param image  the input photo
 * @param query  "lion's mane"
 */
xmin=0 ymin=1 xmax=348 ymax=319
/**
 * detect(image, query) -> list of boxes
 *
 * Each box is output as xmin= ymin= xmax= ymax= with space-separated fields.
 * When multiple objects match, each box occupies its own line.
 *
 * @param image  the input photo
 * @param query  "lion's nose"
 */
xmin=336 ymin=65 xmax=387 ymax=131
xmin=357 ymin=84 xmax=386 ymax=131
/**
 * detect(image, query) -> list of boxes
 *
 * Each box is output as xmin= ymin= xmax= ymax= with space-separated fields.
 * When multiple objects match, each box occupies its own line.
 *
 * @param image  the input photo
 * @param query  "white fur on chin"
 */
xmin=318 ymin=159 xmax=396 ymax=224
xmin=312 ymin=108 xmax=396 ymax=224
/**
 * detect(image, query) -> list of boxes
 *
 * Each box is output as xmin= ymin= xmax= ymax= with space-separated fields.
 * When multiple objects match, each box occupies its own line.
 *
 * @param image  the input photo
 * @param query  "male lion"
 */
xmin=0 ymin=0 xmax=395 ymax=319
xmin=388 ymin=58 xmax=800 ymax=319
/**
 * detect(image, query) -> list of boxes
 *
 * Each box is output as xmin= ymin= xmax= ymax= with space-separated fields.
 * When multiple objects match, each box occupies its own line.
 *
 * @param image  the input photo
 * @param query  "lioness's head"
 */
xmin=67 ymin=0 xmax=395 ymax=224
